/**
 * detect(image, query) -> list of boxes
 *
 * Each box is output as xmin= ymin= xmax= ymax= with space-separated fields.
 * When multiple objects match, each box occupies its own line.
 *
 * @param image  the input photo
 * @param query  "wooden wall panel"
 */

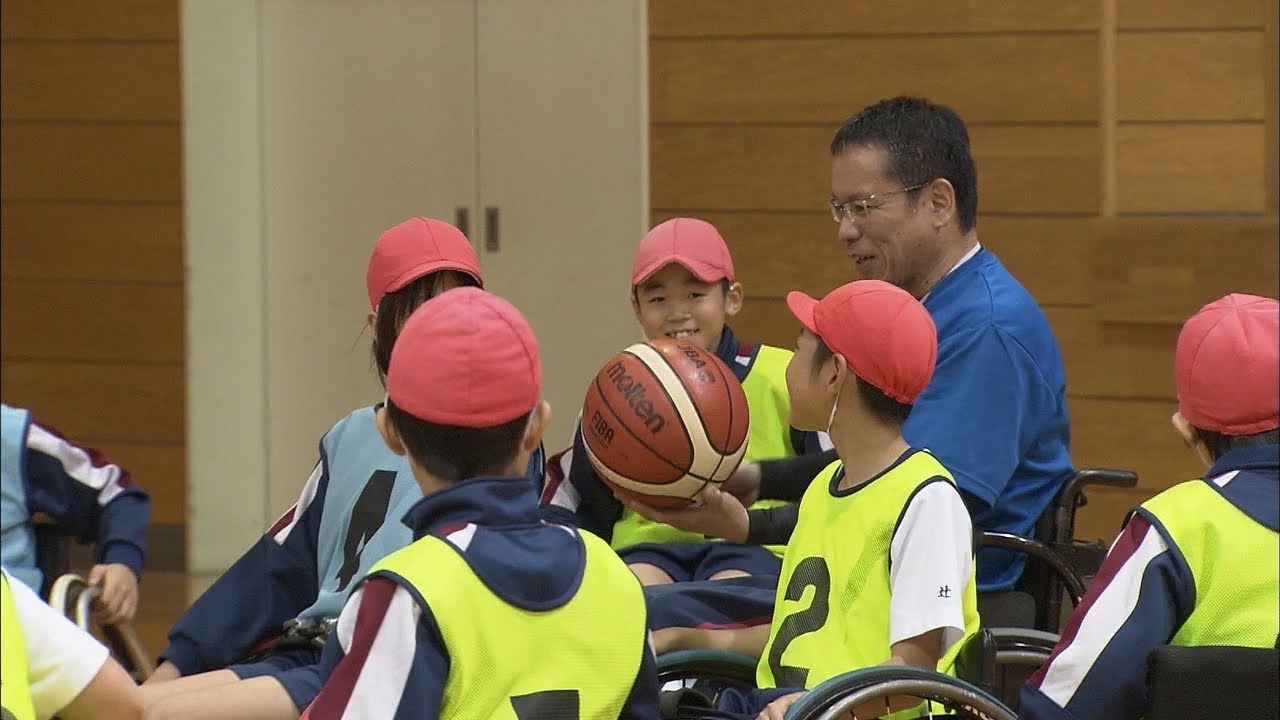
xmin=0 ymin=1 xmax=185 ymax=543
xmin=0 ymin=201 xmax=183 ymax=282
xmin=1046 ymin=307 xmax=1178 ymax=399
xmin=737 ymin=297 xmax=803 ymax=350
xmin=1115 ymin=123 xmax=1268 ymax=214
xmin=651 ymin=35 xmax=1099 ymax=125
xmin=649 ymin=0 xmax=1100 ymax=37
xmin=969 ymin=126 xmax=1101 ymax=215
xmin=0 ymin=123 xmax=182 ymax=202
xmin=0 ymin=281 xmax=183 ymax=363
xmin=1116 ymin=31 xmax=1267 ymax=121
xmin=0 ymin=0 xmax=178 ymax=40
xmin=1116 ymin=0 xmax=1266 ymax=30
xmin=93 ymin=443 xmax=185 ymax=526
xmin=0 ymin=362 xmax=184 ymax=445
xmin=652 ymin=125 xmax=1101 ymax=214
xmin=1092 ymin=218 xmax=1280 ymax=323
xmin=1071 ymin=398 xmax=1188 ymax=492
xmin=650 ymin=126 xmax=830 ymax=211
xmin=1 ymin=42 xmax=180 ymax=121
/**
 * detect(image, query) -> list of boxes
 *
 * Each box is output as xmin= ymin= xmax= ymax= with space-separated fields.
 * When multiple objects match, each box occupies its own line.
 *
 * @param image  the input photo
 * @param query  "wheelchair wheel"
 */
xmin=786 ymin=666 xmax=1018 ymax=720
xmin=657 ymin=649 xmax=760 ymax=688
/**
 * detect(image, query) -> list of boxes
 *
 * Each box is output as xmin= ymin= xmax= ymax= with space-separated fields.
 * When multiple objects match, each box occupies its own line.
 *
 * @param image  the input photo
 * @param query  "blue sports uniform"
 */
xmin=0 ymin=403 xmax=151 ymax=594
xmin=159 ymin=405 xmax=544 ymax=710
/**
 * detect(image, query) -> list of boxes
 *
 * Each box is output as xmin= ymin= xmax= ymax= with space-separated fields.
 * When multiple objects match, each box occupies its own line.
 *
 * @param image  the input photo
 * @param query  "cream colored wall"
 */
xmin=183 ymin=0 xmax=647 ymax=571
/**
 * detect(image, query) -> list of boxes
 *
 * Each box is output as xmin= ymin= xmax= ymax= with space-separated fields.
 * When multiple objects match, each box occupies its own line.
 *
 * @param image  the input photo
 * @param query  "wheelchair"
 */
xmin=1146 ymin=643 xmax=1279 ymax=719
xmin=655 ymin=467 xmax=1138 ymax=719
xmin=34 ymin=522 xmax=155 ymax=682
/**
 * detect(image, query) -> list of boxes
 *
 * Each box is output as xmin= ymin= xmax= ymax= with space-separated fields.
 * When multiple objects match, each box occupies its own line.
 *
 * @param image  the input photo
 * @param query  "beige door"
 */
xmin=474 ymin=0 xmax=648 ymax=451
xmin=257 ymin=0 xmax=480 ymax=514
xmin=184 ymin=0 xmax=647 ymax=569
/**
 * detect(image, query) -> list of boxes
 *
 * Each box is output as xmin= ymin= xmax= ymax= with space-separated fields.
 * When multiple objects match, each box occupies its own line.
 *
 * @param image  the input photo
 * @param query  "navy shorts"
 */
xmin=620 ymin=541 xmax=781 ymax=583
xmin=644 ymin=575 xmax=778 ymax=631
xmin=228 ymin=647 xmax=323 ymax=712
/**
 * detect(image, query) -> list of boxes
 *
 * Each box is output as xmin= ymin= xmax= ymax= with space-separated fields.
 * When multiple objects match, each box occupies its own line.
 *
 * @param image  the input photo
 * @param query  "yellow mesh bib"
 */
xmin=372 ymin=529 xmax=648 ymax=719
xmin=1141 ymin=479 xmax=1279 ymax=649
xmin=757 ymin=453 xmax=980 ymax=719
xmin=1 ymin=572 xmax=35 ymax=720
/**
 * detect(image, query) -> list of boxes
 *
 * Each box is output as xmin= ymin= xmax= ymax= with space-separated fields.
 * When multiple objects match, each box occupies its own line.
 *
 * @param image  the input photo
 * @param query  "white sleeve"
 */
xmin=7 ymin=574 xmax=110 ymax=720
xmin=888 ymin=480 xmax=973 ymax=658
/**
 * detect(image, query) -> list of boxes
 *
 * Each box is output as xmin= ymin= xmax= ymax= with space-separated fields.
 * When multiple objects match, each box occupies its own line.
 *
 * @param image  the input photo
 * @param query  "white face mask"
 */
xmin=825 ymin=379 xmax=845 ymax=435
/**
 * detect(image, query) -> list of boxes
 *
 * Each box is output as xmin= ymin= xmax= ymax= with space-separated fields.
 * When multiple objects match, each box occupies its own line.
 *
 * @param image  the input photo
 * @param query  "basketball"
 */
xmin=581 ymin=338 xmax=750 ymax=508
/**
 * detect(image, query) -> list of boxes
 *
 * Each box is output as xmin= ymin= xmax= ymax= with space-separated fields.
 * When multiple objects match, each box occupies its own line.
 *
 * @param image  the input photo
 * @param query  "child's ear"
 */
xmin=366 ymin=310 xmax=377 ymax=334
xmin=376 ymin=404 xmax=407 ymax=456
xmin=828 ymin=353 xmax=849 ymax=393
xmin=523 ymin=401 xmax=553 ymax=452
xmin=724 ymin=281 xmax=745 ymax=317
xmin=630 ymin=291 xmax=643 ymax=320
xmin=1170 ymin=411 xmax=1213 ymax=469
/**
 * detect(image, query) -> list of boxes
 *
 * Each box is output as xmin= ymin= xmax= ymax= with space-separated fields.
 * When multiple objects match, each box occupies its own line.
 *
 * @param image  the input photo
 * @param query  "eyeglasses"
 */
xmin=828 ymin=183 xmax=927 ymax=224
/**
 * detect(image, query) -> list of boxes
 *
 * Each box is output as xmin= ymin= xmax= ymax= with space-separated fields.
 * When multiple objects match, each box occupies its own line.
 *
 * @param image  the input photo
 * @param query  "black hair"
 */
xmin=811 ymin=336 xmax=913 ymax=427
xmin=371 ymin=270 xmax=481 ymax=384
xmin=384 ymin=399 xmax=530 ymax=483
xmin=830 ymin=96 xmax=978 ymax=233
xmin=1193 ymin=426 xmax=1280 ymax=461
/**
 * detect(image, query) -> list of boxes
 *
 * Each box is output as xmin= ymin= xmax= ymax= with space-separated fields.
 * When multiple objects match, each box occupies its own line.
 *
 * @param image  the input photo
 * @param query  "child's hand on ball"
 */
xmin=619 ymin=485 xmax=750 ymax=543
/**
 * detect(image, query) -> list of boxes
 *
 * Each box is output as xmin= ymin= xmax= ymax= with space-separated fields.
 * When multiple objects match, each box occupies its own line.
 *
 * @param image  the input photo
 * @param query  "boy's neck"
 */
xmin=406 ymin=455 xmax=529 ymax=497
xmin=830 ymin=417 xmax=910 ymax=492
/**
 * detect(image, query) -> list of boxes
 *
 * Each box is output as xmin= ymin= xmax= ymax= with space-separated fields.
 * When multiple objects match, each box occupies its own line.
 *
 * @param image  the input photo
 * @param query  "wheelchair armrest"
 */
xmin=976 ymin=532 xmax=1087 ymax=607
xmin=1059 ymin=468 xmax=1139 ymax=509
xmin=784 ymin=665 xmax=1017 ymax=720
xmin=656 ymin=649 xmax=759 ymax=686
xmin=987 ymin=628 xmax=1059 ymax=666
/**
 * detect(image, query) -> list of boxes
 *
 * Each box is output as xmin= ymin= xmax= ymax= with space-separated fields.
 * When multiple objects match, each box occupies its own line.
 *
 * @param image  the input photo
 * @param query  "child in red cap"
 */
xmin=146 ymin=218 xmax=541 ymax=719
xmin=1022 ymin=293 xmax=1279 ymax=720
xmin=656 ymin=280 xmax=981 ymax=720
xmin=543 ymin=217 xmax=825 ymax=586
xmin=301 ymin=288 xmax=659 ymax=719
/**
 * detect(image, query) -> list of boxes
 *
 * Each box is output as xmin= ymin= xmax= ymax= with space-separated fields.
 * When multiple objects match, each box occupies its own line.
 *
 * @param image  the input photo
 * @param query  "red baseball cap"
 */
xmin=786 ymin=280 xmax=937 ymax=404
xmin=1175 ymin=293 xmax=1279 ymax=435
xmin=386 ymin=287 xmax=541 ymax=428
xmin=631 ymin=217 xmax=736 ymax=286
xmin=365 ymin=217 xmax=483 ymax=309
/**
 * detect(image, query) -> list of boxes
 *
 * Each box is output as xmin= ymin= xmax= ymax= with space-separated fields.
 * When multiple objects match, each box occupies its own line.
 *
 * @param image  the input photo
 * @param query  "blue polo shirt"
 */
xmin=909 ymin=247 xmax=1073 ymax=591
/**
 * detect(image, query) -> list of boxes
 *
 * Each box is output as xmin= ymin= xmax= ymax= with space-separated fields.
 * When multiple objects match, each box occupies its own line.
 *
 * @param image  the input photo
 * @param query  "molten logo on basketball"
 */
xmin=604 ymin=361 xmax=668 ymax=433
xmin=588 ymin=410 xmax=615 ymax=447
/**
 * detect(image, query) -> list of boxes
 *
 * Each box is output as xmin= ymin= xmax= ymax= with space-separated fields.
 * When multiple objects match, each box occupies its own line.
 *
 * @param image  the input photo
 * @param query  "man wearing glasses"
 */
xmin=634 ymin=96 xmax=1072 ymax=605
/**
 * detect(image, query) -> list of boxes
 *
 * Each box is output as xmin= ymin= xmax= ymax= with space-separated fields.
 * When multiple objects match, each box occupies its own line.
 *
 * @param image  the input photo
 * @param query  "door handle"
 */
xmin=484 ymin=206 xmax=500 ymax=253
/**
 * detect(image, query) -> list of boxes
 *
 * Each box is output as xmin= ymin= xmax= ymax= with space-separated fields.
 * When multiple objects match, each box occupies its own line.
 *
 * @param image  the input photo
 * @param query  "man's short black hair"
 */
xmin=830 ymin=96 xmax=978 ymax=233
xmin=385 ymin=399 xmax=529 ymax=483
xmin=811 ymin=337 xmax=913 ymax=427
